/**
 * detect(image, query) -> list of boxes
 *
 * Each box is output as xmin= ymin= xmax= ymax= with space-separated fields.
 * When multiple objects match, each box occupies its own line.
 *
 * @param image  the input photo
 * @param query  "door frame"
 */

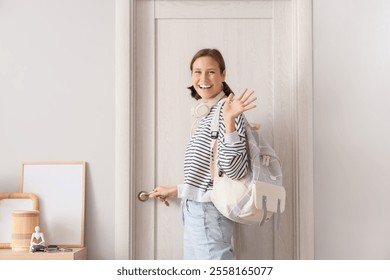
xmin=114 ymin=0 xmax=314 ymax=260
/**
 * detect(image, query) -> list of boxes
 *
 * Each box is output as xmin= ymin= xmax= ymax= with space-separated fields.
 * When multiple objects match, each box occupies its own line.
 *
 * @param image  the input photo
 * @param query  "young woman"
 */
xmin=150 ymin=48 xmax=256 ymax=260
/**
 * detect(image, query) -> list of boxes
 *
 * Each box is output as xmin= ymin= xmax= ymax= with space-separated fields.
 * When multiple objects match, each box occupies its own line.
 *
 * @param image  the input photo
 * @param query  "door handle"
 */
xmin=138 ymin=191 xmax=150 ymax=202
xmin=137 ymin=190 xmax=170 ymax=206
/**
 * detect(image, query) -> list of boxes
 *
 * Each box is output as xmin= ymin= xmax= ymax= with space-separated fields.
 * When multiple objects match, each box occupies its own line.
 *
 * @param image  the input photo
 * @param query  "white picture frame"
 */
xmin=20 ymin=162 xmax=86 ymax=247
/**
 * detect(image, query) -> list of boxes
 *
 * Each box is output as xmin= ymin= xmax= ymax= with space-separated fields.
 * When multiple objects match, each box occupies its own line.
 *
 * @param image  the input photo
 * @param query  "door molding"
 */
xmin=114 ymin=0 xmax=314 ymax=260
xmin=114 ymin=0 xmax=135 ymax=260
xmin=292 ymin=0 xmax=314 ymax=259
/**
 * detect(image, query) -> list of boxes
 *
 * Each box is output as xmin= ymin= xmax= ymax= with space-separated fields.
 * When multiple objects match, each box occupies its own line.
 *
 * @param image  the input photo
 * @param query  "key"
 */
xmin=159 ymin=195 xmax=170 ymax=207
xmin=147 ymin=191 xmax=170 ymax=206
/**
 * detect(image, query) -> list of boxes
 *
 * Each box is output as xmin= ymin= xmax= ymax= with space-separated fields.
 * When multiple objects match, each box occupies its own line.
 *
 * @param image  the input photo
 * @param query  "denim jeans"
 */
xmin=181 ymin=199 xmax=235 ymax=260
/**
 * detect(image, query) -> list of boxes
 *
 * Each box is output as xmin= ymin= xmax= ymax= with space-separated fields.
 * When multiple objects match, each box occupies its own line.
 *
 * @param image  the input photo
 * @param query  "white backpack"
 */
xmin=210 ymin=100 xmax=286 ymax=225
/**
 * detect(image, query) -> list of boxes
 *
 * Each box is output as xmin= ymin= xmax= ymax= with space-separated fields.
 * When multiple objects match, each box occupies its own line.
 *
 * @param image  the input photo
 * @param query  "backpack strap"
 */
xmin=210 ymin=99 xmax=224 ymax=140
xmin=209 ymin=99 xmax=225 ymax=180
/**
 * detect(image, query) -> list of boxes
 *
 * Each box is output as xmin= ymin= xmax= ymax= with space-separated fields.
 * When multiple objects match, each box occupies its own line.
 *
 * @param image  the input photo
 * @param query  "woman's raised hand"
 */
xmin=223 ymin=88 xmax=256 ymax=120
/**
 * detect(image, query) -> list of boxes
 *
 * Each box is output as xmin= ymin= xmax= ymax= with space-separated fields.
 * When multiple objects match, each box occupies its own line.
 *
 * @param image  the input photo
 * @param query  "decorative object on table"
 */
xmin=20 ymin=162 xmax=86 ymax=247
xmin=0 ymin=192 xmax=39 ymax=249
xmin=11 ymin=210 xmax=40 ymax=251
xmin=30 ymin=225 xmax=45 ymax=252
xmin=30 ymin=245 xmax=45 ymax=253
xmin=46 ymin=244 xmax=59 ymax=252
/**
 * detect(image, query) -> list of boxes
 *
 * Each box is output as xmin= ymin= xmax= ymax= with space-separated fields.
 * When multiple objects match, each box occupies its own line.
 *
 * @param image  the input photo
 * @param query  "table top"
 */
xmin=0 ymin=247 xmax=87 ymax=260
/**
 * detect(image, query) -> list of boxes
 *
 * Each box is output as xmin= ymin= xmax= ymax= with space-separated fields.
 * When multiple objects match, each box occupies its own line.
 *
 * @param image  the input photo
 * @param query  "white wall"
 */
xmin=0 ymin=0 xmax=115 ymax=259
xmin=2 ymin=0 xmax=389 ymax=261
xmin=314 ymin=0 xmax=390 ymax=259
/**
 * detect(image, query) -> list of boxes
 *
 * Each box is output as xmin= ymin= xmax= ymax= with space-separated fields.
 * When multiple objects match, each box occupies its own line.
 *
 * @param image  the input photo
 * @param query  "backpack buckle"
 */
xmin=211 ymin=131 xmax=218 ymax=139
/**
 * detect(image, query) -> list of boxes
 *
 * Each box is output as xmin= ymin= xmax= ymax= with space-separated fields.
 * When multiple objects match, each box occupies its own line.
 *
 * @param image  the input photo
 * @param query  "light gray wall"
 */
xmin=314 ymin=0 xmax=390 ymax=259
xmin=3 ymin=0 xmax=389 ymax=261
xmin=0 ymin=0 xmax=115 ymax=259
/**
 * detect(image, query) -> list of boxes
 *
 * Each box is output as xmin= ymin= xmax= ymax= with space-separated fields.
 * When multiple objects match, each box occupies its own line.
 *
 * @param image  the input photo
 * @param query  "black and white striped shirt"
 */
xmin=177 ymin=100 xmax=248 ymax=202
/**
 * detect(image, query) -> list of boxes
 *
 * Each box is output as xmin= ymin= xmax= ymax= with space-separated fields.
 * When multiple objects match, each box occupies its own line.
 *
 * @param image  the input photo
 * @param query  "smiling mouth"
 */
xmin=199 ymin=85 xmax=212 ymax=89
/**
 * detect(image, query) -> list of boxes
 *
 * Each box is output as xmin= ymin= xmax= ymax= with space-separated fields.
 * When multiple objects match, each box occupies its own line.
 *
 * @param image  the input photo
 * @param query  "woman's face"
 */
xmin=191 ymin=56 xmax=226 ymax=102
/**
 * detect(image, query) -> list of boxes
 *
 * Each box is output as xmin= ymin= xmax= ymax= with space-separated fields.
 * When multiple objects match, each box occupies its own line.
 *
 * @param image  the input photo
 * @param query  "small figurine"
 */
xmin=30 ymin=226 xmax=45 ymax=252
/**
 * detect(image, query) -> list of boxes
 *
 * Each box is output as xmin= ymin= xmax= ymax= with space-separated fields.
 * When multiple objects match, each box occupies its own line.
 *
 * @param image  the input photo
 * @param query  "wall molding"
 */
xmin=293 ymin=0 xmax=314 ymax=259
xmin=114 ymin=0 xmax=135 ymax=260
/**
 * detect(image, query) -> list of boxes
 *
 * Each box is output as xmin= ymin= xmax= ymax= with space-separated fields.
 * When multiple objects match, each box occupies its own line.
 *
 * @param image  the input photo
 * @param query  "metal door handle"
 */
xmin=137 ymin=190 xmax=170 ymax=206
xmin=138 ymin=191 xmax=150 ymax=202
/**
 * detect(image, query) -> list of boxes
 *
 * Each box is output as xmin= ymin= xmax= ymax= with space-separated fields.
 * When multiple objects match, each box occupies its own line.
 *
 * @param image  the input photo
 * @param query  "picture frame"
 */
xmin=0 ymin=193 xmax=39 ymax=249
xmin=20 ymin=162 xmax=86 ymax=247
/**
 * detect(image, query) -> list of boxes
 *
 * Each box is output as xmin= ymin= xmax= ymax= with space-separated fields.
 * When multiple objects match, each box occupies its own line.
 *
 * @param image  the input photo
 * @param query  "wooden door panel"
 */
xmin=135 ymin=0 xmax=294 ymax=260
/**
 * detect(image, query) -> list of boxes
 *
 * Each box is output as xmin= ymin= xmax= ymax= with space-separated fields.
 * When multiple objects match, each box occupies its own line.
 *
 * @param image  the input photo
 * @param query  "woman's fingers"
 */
xmin=148 ymin=190 xmax=158 ymax=197
xmin=233 ymin=88 xmax=255 ymax=103
xmin=236 ymin=88 xmax=248 ymax=100
xmin=223 ymin=88 xmax=257 ymax=118
xmin=227 ymin=93 xmax=234 ymax=102
xmin=243 ymin=104 xmax=256 ymax=112
xmin=149 ymin=189 xmax=163 ymax=198
xmin=243 ymin=96 xmax=257 ymax=107
xmin=232 ymin=89 xmax=256 ymax=108
xmin=149 ymin=189 xmax=170 ymax=206
xmin=241 ymin=90 xmax=255 ymax=103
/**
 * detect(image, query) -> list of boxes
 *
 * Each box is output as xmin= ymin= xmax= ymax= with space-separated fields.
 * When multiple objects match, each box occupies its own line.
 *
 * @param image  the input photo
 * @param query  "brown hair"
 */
xmin=188 ymin=48 xmax=234 ymax=100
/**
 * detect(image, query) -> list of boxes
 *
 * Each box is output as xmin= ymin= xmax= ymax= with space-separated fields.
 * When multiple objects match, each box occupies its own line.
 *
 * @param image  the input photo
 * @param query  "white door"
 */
xmin=134 ymin=0 xmax=296 ymax=260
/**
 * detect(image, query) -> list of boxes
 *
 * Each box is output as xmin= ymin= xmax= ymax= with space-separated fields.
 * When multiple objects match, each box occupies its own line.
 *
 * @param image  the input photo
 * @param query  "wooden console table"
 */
xmin=0 ymin=247 xmax=87 ymax=260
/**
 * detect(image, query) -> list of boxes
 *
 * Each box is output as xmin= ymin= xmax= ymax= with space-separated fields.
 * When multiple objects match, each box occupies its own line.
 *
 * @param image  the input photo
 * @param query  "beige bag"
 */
xmin=211 ymin=169 xmax=286 ymax=225
xmin=209 ymin=100 xmax=286 ymax=225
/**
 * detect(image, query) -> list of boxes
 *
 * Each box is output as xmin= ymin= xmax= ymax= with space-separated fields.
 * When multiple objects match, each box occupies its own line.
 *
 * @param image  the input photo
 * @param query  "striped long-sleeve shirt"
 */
xmin=177 ymin=100 xmax=248 ymax=202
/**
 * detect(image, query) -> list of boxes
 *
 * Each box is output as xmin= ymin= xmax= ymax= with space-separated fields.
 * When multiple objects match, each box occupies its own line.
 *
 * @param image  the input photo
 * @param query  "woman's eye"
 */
xmin=208 ymin=71 xmax=215 ymax=75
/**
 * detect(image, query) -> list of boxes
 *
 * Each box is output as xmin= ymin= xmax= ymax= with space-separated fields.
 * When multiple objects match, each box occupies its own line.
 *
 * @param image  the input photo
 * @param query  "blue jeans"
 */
xmin=181 ymin=199 xmax=235 ymax=260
